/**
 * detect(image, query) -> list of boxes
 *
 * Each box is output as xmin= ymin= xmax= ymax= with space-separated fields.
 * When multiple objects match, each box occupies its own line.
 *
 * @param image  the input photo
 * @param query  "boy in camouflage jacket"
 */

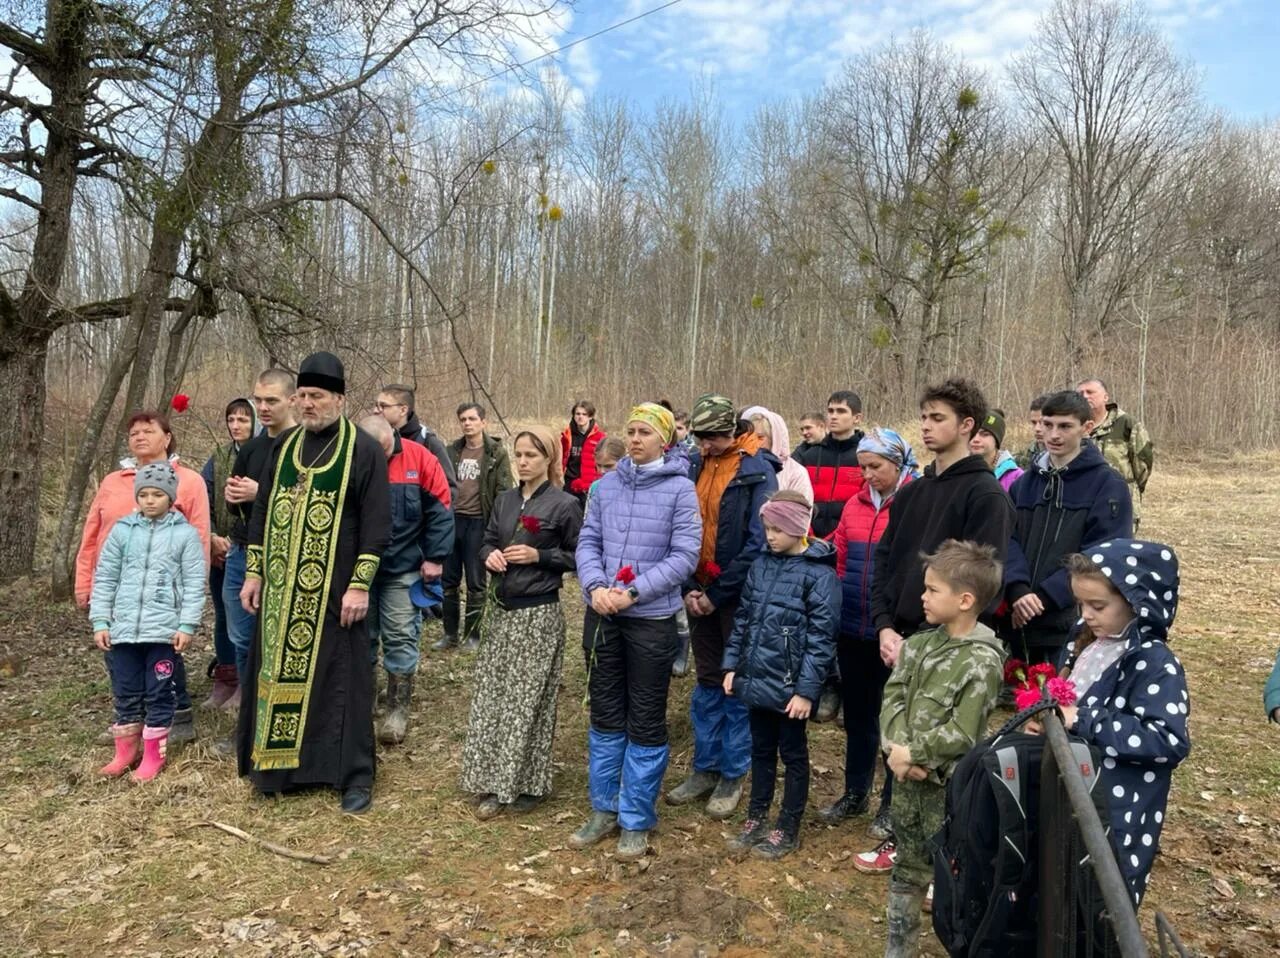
xmin=877 ymin=540 xmax=1005 ymax=958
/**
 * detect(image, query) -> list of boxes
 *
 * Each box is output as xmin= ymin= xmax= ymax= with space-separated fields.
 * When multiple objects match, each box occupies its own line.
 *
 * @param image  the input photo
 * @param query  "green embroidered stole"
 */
xmin=251 ymin=418 xmax=356 ymax=771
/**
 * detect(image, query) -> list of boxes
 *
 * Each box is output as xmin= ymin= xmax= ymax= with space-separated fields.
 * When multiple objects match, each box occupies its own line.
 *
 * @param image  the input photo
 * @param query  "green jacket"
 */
xmin=1014 ymin=441 xmax=1044 ymax=471
xmin=881 ymin=622 xmax=1004 ymax=782
xmin=447 ymin=433 xmax=514 ymax=519
xmin=1091 ymin=404 xmax=1154 ymax=519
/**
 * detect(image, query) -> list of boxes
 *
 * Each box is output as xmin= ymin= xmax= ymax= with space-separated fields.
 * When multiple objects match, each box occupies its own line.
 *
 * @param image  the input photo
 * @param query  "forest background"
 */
xmin=1 ymin=0 xmax=1278 ymax=592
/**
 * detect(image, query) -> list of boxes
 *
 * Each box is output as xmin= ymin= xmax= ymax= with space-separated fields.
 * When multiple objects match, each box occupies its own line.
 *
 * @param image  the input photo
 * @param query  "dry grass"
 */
xmin=2 ymin=453 xmax=1279 ymax=957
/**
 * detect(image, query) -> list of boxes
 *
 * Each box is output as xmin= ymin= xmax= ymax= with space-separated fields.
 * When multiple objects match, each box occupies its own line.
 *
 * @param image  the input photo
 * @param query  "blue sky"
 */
xmin=527 ymin=0 xmax=1277 ymax=122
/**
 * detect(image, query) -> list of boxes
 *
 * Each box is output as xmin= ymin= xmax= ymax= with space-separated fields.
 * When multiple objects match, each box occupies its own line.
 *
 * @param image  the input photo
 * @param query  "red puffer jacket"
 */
xmin=561 ymin=422 xmax=606 ymax=495
xmin=833 ymin=475 xmax=913 ymax=641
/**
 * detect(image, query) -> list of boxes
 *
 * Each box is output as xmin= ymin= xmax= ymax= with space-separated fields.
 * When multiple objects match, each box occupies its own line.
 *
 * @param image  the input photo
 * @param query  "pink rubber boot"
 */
xmin=131 ymin=726 xmax=169 ymax=782
xmin=99 ymin=723 xmax=143 ymax=777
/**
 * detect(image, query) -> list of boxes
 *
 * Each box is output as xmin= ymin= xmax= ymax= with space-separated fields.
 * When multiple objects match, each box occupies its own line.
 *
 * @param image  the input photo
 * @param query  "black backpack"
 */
xmin=931 ymin=702 xmax=1110 ymax=957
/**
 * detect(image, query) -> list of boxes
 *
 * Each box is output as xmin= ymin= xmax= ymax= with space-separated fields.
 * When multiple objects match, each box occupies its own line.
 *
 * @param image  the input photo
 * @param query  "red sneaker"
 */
xmin=853 ymin=838 xmax=897 ymax=874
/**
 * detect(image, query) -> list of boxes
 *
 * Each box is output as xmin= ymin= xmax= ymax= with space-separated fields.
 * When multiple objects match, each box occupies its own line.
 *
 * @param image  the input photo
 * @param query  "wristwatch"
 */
xmin=626 ymin=585 xmax=640 ymax=601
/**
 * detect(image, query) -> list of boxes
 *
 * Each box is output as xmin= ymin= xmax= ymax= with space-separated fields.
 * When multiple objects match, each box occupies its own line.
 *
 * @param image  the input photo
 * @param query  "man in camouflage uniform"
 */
xmin=1077 ymin=379 xmax=1155 ymax=530
xmin=878 ymin=540 xmax=1005 ymax=958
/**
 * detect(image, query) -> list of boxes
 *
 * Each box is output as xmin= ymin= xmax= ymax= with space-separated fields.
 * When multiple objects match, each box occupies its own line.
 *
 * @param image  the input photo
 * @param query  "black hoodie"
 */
xmin=870 ymin=453 xmax=1014 ymax=637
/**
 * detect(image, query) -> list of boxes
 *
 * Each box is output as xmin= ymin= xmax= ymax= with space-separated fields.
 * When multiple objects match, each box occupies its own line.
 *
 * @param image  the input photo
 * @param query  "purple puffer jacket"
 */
xmin=576 ymin=445 xmax=702 ymax=619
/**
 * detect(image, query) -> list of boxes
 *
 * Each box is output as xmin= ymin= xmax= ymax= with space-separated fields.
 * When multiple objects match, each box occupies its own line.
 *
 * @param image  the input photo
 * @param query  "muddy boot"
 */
xmin=885 ymin=882 xmax=925 ymax=958
xmin=616 ymin=829 xmax=649 ymax=860
xmin=569 ymin=811 xmax=620 ymax=849
xmin=665 ymin=770 xmax=719 ymax=806
xmin=671 ymin=632 xmax=691 ymax=677
xmin=818 ymin=789 xmax=869 ymax=825
xmin=705 ymin=773 xmax=746 ymax=820
xmin=168 ymin=707 xmax=196 ymax=747
xmin=378 ymin=672 xmax=412 ymax=745
xmin=99 ymin=723 xmax=143 ymax=777
xmin=221 ymin=684 xmax=241 ymax=714
xmin=815 ymin=685 xmax=841 ymax=723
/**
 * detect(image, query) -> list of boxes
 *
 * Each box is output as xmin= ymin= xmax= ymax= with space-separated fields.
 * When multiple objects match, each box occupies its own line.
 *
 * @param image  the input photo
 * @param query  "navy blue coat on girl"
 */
xmin=1065 ymin=539 xmax=1190 ymax=906
xmin=721 ymin=539 xmax=840 ymax=712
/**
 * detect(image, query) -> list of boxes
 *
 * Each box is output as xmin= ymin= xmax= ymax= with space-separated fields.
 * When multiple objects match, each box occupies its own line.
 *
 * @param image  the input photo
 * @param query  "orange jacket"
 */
xmin=74 ymin=461 xmax=211 ymax=604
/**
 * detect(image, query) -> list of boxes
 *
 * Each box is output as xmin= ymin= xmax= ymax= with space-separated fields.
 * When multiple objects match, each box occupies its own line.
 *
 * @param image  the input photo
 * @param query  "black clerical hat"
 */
xmin=297 ymin=351 xmax=345 ymax=395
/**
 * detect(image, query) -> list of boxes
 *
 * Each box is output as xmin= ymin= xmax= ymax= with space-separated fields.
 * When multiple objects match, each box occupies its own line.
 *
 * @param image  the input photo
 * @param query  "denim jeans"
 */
xmin=369 ymin=570 xmax=423 ymax=675
xmin=222 ymin=544 xmax=258 ymax=678
xmin=209 ymin=562 xmax=235 ymax=667
xmin=108 ymin=643 xmax=178 ymax=727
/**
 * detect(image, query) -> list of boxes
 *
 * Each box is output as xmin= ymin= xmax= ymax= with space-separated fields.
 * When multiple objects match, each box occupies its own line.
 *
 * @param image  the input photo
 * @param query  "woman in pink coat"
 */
xmin=742 ymin=406 xmax=814 ymax=506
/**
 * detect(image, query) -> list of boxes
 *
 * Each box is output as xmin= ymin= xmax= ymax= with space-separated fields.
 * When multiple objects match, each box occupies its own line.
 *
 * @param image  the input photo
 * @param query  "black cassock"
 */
xmin=236 ymin=418 xmax=390 ymax=792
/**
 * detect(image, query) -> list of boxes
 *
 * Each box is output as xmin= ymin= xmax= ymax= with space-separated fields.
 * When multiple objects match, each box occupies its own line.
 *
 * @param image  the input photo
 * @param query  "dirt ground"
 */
xmin=1 ymin=452 xmax=1278 ymax=957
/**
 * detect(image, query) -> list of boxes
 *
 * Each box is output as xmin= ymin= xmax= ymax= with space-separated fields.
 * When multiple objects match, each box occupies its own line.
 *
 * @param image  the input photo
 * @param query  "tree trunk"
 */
xmin=0 ymin=331 xmax=51 ymax=579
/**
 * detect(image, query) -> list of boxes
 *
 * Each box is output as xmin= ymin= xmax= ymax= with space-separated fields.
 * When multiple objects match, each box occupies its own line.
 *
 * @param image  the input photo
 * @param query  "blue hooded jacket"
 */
xmin=721 ymin=539 xmax=840 ymax=712
xmin=575 ymin=445 xmax=702 ymax=619
xmin=1067 ymin=538 xmax=1189 ymax=906
xmin=90 ymin=510 xmax=207 ymax=644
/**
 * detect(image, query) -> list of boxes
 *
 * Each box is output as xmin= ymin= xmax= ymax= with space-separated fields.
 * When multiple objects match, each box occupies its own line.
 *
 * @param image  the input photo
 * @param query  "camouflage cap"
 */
xmin=690 ymin=393 xmax=736 ymax=435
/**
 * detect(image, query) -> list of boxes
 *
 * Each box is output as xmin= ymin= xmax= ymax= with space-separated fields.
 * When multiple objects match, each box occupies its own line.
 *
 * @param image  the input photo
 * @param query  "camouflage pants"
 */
xmin=891 ymin=777 xmax=945 ymax=890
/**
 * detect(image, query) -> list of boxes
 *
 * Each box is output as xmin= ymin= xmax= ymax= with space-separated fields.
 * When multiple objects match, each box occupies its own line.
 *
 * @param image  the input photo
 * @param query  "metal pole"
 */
xmin=1043 ymin=712 xmax=1150 ymax=958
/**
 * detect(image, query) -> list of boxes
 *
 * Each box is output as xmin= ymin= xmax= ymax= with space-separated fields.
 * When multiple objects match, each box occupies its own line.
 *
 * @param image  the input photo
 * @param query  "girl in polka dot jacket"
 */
xmin=1058 ymin=539 xmax=1190 ymax=906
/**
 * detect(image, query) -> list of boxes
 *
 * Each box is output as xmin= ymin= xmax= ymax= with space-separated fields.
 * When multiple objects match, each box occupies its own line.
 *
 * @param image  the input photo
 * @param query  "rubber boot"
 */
xmin=462 ymin=604 xmax=484 ymax=652
xmin=99 ymin=723 xmax=143 ymax=777
xmin=379 ymin=672 xmax=412 ymax=745
xmin=671 ymin=631 xmax=691 ymax=677
xmin=885 ymin=882 xmax=926 ymax=958
xmin=435 ymin=588 xmax=460 ymax=650
xmin=169 ymin=707 xmax=196 ymax=747
xmin=201 ymin=664 xmax=239 ymax=710
xmin=131 ymin=726 xmax=169 ymax=782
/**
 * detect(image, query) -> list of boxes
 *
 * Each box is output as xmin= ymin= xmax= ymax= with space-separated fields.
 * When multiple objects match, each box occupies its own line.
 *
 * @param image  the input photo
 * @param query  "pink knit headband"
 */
xmin=760 ymin=498 xmax=811 ymax=538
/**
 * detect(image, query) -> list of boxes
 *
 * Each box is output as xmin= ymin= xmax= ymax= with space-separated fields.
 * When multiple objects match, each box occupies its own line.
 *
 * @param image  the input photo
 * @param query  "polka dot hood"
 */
xmin=1071 ymin=537 xmax=1189 ymax=907
xmin=1086 ymin=538 xmax=1179 ymax=641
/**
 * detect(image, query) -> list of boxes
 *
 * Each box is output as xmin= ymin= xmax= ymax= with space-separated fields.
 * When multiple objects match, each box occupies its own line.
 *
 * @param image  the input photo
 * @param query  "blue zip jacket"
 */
xmin=89 ymin=510 xmax=206 ymax=644
xmin=576 ymin=445 xmax=702 ymax=619
xmin=721 ymin=539 xmax=840 ymax=712
xmin=687 ymin=444 xmax=780 ymax=609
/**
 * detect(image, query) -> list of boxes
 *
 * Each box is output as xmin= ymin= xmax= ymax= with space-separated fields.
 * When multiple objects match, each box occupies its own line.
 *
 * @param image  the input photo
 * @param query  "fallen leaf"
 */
xmin=785 ymin=873 xmax=805 ymax=892
xmin=1211 ymin=877 xmax=1236 ymax=899
xmin=518 ymin=850 xmax=550 ymax=867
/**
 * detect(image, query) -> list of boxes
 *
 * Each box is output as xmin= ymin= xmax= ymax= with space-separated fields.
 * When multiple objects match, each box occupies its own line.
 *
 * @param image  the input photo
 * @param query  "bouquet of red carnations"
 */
xmin=1004 ymin=658 xmax=1077 ymax=711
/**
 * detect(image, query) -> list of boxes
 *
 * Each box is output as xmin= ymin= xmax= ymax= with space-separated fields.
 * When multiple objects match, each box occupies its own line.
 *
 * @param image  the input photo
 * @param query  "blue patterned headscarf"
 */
xmin=857 ymin=427 xmax=920 ymax=506
xmin=857 ymin=428 xmax=919 ymax=476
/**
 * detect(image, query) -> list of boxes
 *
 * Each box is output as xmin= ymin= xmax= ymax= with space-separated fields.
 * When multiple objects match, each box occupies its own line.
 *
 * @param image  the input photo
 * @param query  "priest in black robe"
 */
xmin=237 ymin=351 xmax=391 ymax=812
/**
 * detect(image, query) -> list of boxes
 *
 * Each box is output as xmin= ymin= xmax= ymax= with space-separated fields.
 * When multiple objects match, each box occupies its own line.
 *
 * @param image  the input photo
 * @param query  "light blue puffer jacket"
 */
xmin=89 ymin=510 xmax=206 ymax=644
xmin=576 ymin=446 xmax=702 ymax=619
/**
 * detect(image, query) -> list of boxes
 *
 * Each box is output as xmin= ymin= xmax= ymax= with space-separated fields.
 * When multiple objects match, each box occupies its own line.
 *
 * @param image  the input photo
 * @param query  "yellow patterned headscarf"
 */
xmin=628 ymin=403 xmax=676 ymax=445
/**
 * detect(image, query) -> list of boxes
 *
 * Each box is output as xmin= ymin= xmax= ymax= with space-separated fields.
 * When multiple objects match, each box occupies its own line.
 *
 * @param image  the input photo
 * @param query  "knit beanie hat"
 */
xmin=690 ymin=394 xmax=736 ymax=436
xmin=978 ymin=410 xmax=1007 ymax=448
xmin=135 ymin=461 xmax=179 ymax=503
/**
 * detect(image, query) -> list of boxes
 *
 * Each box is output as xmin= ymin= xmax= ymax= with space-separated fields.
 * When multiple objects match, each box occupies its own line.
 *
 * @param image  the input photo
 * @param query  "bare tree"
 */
xmin=1010 ymin=0 xmax=1203 ymax=375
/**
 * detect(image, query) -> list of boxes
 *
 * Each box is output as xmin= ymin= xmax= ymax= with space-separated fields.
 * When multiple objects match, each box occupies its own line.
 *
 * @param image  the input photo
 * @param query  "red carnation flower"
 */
xmin=170 ymin=393 xmax=190 ymax=413
xmin=1014 ymin=687 xmax=1043 ymax=711
xmin=1003 ymin=658 xmax=1029 ymax=687
xmin=1046 ymin=676 xmax=1078 ymax=707
xmin=616 ymin=565 xmax=636 ymax=585
xmin=1027 ymin=663 xmax=1057 ymax=685
xmin=701 ymin=561 xmax=722 ymax=581
xmin=520 ymin=515 xmax=542 ymax=535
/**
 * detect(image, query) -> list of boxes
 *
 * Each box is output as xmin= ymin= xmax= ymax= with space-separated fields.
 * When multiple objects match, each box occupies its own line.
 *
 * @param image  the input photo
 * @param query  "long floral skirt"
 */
xmin=459 ymin=601 xmax=565 ymax=802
